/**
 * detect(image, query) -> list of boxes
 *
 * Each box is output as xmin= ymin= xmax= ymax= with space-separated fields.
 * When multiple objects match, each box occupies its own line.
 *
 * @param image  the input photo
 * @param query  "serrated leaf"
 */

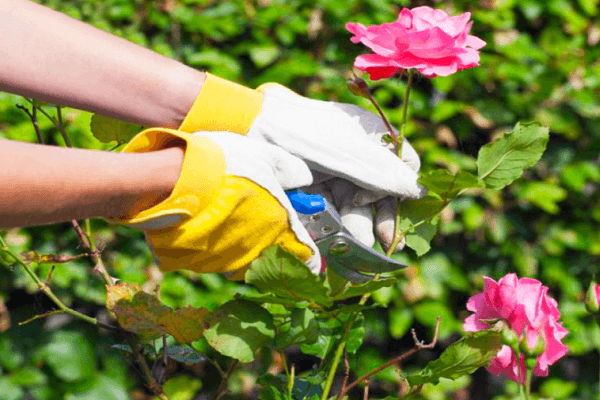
xmin=300 ymin=318 xmax=341 ymax=358
xmin=245 ymin=246 xmax=332 ymax=307
xmin=406 ymin=329 xmax=502 ymax=386
xmin=106 ymin=283 xmax=208 ymax=342
xmin=477 ymin=122 xmax=549 ymax=190
xmin=159 ymin=307 xmax=209 ymax=343
xmin=204 ymin=299 xmax=275 ymax=362
xmin=106 ymin=283 xmax=170 ymax=340
xmin=419 ymin=170 xmax=484 ymax=200
xmin=165 ymin=346 xmax=205 ymax=363
xmin=276 ymin=308 xmax=319 ymax=348
xmin=90 ymin=114 xmax=140 ymax=143
xmin=396 ymin=196 xmax=444 ymax=256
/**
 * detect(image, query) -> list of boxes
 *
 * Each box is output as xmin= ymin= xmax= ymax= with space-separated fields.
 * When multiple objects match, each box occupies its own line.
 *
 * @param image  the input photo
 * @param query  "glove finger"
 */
xmin=328 ymin=179 xmax=375 ymax=247
xmin=195 ymin=131 xmax=313 ymax=190
xmin=399 ymin=138 xmax=421 ymax=173
xmin=374 ymin=197 xmax=406 ymax=253
xmin=353 ymin=183 xmax=427 ymax=207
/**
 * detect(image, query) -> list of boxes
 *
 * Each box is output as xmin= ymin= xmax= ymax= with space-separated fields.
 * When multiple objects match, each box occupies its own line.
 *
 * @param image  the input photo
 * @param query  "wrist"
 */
xmin=118 ymin=147 xmax=185 ymax=218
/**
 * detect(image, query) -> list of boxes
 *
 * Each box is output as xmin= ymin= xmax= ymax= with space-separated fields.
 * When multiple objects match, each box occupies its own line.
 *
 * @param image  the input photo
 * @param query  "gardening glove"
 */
xmin=179 ymin=73 xmax=423 ymax=251
xmin=180 ymin=73 xmax=421 ymax=201
xmin=111 ymin=128 xmax=320 ymax=280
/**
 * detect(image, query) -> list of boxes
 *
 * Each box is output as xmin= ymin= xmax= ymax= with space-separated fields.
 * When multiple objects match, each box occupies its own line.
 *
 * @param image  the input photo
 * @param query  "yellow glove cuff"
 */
xmin=112 ymin=128 xmax=226 ymax=228
xmin=179 ymin=73 xmax=264 ymax=135
xmin=147 ymin=176 xmax=312 ymax=280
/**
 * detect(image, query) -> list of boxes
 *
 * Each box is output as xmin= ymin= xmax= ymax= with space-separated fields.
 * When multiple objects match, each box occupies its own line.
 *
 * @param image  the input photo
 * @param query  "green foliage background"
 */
xmin=1 ymin=0 xmax=600 ymax=399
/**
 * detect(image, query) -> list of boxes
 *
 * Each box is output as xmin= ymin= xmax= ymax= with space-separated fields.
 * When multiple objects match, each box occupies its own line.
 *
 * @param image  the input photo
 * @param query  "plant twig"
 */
xmin=212 ymin=359 xmax=239 ymax=400
xmin=336 ymin=346 xmax=350 ymax=400
xmin=349 ymin=74 xmax=398 ymax=148
xmin=129 ymin=336 xmax=172 ymax=400
xmin=362 ymin=379 xmax=369 ymax=400
xmin=385 ymin=70 xmax=415 ymax=258
xmin=16 ymin=103 xmax=43 ymax=144
xmin=0 ymin=235 xmax=115 ymax=330
xmin=339 ymin=317 xmax=441 ymax=398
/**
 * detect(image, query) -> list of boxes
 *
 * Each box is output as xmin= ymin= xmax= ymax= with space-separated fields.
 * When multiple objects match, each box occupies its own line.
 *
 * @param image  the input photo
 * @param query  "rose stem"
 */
xmin=386 ymin=70 xmax=414 ymax=258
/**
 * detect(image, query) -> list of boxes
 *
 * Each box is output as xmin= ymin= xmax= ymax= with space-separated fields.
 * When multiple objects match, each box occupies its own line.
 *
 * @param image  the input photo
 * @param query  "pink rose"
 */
xmin=463 ymin=273 xmax=568 ymax=383
xmin=346 ymin=6 xmax=486 ymax=79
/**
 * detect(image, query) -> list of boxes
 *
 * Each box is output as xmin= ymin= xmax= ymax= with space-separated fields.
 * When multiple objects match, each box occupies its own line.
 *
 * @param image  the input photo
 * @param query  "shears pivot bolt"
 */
xmin=329 ymin=238 xmax=350 ymax=256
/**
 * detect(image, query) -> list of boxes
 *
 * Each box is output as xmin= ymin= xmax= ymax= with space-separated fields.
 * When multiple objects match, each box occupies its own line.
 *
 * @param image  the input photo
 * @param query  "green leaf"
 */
xmin=406 ymin=329 xmax=503 ymax=386
xmin=0 ymin=377 xmax=24 ymax=400
xmin=477 ymin=122 xmax=549 ymax=190
xmin=43 ymin=331 xmax=95 ymax=381
xmin=9 ymin=366 xmax=47 ymax=387
xmin=249 ymin=45 xmax=281 ymax=68
xmin=276 ymin=308 xmax=319 ymax=348
xmin=518 ymin=181 xmax=567 ymax=214
xmin=65 ymin=375 xmax=129 ymax=400
xmin=90 ymin=114 xmax=140 ymax=144
xmin=300 ymin=318 xmax=341 ymax=358
xmin=389 ymin=308 xmax=413 ymax=339
xmin=395 ymin=196 xmax=444 ymax=256
xmin=106 ymin=283 xmax=208 ymax=342
xmin=165 ymin=346 xmax=205 ymax=363
xmin=539 ymin=378 xmax=577 ymax=399
xmin=204 ymin=299 xmax=275 ymax=362
xmin=157 ymin=375 xmax=203 ymax=400
xmin=333 ymin=277 xmax=397 ymax=301
xmin=419 ymin=170 xmax=484 ymax=200
xmin=245 ymin=246 xmax=332 ymax=307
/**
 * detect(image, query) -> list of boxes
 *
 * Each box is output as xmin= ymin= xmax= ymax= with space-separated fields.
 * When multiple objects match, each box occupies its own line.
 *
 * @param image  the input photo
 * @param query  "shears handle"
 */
xmin=286 ymin=190 xmax=326 ymax=215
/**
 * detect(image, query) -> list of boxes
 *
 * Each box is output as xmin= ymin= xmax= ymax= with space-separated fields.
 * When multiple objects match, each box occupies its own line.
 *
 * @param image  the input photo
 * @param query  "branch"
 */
xmin=212 ymin=359 xmax=239 ymax=400
xmin=0 ymin=235 xmax=116 ymax=330
xmin=16 ymin=103 xmax=43 ymax=144
xmin=128 ymin=336 xmax=172 ymax=400
xmin=339 ymin=317 xmax=441 ymax=398
xmin=336 ymin=346 xmax=350 ymax=400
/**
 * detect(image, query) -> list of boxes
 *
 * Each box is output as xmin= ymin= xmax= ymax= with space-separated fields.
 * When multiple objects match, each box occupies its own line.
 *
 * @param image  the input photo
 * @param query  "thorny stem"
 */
xmin=0 ymin=235 xmax=115 ymax=330
xmin=339 ymin=317 xmax=441 ymax=398
xmin=386 ymin=70 xmax=415 ymax=258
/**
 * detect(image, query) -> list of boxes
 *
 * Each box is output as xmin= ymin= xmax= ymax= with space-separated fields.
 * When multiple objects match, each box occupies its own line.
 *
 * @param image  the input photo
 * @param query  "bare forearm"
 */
xmin=0 ymin=0 xmax=205 ymax=127
xmin=0 ymin=140 xmax=184 ymax=228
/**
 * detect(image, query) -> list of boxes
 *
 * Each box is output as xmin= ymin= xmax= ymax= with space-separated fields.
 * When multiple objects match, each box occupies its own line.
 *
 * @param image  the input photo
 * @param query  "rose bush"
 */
xmin=346 ymin=6 xmax=486 ymax=79
xmin=463 ymin=273 xmax=569 ymax=383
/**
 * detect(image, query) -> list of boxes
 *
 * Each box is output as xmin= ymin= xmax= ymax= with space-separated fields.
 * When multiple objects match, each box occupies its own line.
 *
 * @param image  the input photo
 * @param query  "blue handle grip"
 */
xmin=286 ymin=190 xmax=326 ymax=215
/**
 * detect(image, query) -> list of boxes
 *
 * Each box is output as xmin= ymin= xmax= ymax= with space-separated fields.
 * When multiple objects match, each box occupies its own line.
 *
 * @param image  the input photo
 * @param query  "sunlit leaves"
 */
xmin=477 ymin=122 xmax=549 ymax=190
xmin=406 ymin=329 xmax=503 ymax=386
xmin=90 ymin=114 xmax=140 ymax=144
xmin=106 ymin=283 xmax=208 ymax=343
xmin=245 ymin=246 xmax=332 ymax=307
xmin=204 ymin=299 xmax=275 ymax=363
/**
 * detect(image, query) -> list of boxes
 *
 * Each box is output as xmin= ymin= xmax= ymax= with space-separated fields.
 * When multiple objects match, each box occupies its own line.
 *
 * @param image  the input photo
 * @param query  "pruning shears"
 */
xmin=286 ymin=190 xmax=406 ymax=283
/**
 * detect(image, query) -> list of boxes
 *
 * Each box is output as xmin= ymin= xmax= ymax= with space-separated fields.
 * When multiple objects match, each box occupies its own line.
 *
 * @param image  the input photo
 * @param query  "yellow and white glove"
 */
xmin=179 ymin=73 xmax=423 ymax=252
xmin=112 ymin=128 xmax=320 ymax=279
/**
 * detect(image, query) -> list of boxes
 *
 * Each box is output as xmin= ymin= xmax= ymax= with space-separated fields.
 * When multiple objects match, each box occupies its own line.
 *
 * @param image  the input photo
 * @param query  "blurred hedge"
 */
xmin=1 ymin=0 xmax=600 ymax=399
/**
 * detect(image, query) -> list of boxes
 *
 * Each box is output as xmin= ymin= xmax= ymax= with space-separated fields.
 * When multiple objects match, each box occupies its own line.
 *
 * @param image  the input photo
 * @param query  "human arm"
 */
xmin=0 ymin=139 xmax=184 ymax=228
xmin=0 ymin=0 xmax=205 ymax=128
